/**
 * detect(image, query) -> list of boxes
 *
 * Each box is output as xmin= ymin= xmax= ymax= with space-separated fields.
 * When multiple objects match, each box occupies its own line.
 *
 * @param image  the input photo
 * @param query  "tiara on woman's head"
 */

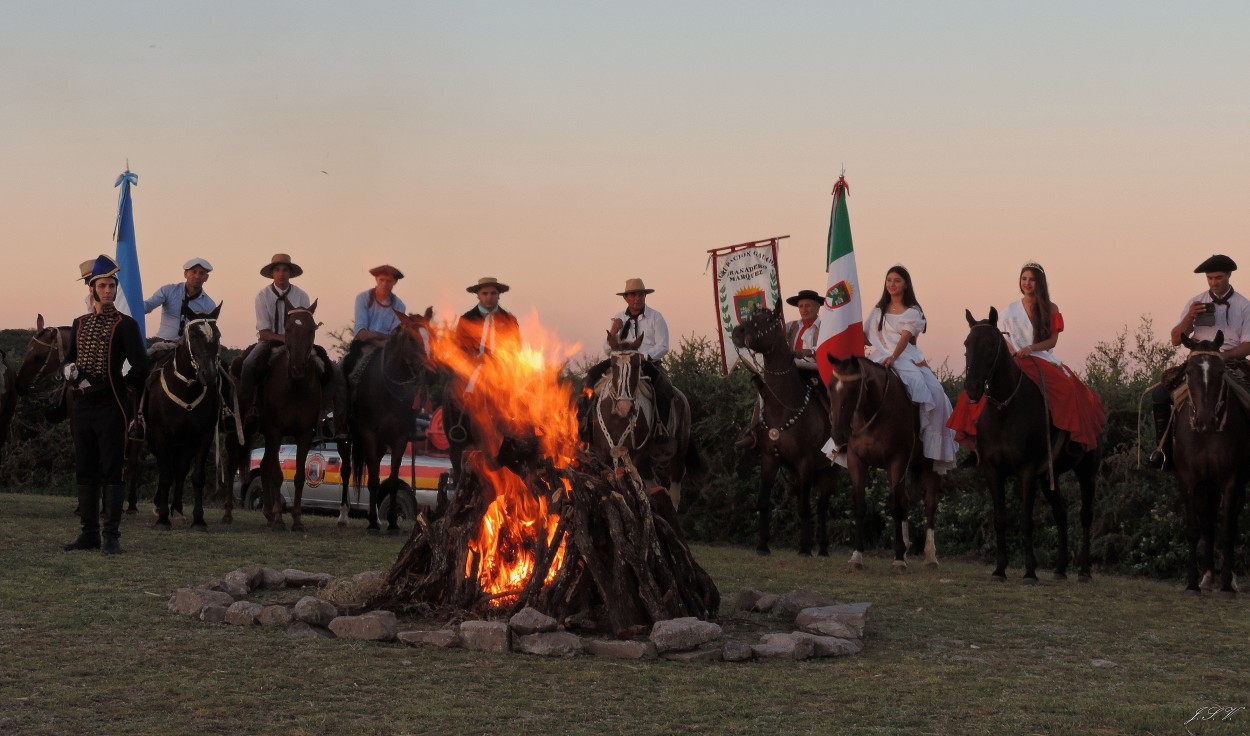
xmin=1021 ymin=261 xmax=1045 ymax=273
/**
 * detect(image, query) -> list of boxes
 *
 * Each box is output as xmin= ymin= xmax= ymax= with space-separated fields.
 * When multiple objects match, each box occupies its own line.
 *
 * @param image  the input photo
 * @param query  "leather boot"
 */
xmin=63 ymin=485 xmax=101 ymax=551
xmin=1147 ymin=403 xmax=1173 ymax=470
xmin=101 ymin=484 xmax=126 ymax=555
xmin=576 ymin=394 xmax=594 ymax=444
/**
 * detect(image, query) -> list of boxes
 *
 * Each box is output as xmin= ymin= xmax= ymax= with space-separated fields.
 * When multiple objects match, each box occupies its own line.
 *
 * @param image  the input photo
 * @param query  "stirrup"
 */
xmin=1146 ymin=448 xmax=1170 ymax=470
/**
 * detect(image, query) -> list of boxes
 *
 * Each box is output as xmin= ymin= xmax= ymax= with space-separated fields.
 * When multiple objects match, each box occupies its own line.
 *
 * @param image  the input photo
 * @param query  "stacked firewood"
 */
xmin=366 ymin=448 xmax=719 ymax=638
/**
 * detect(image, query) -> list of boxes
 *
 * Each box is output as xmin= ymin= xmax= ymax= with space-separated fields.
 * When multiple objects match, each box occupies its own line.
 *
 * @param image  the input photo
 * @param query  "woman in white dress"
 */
xmin=864 ymin=266 xmax=958 ymax=473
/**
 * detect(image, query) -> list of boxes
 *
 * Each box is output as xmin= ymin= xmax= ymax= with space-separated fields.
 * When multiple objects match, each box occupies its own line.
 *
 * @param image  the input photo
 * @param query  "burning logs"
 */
xmin=365 ymin=448 xmax=719 ymax=637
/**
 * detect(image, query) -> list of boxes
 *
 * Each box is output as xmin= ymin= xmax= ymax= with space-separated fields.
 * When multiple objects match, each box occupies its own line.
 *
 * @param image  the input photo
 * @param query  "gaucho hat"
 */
xmin=260 ymin=253 xmax=303 ymax=278
xmin=1195 ymin=254 xmax=1237 ymax=274
xmin=467 ymin=276 xmax=509 ymax=294
xmin=617 ymin=278 xmax=655 ymax=296
xmin=786 ymin=289 xmax=823 ymax=306
xmin=86 ymin=254 xmax=120 ymax=285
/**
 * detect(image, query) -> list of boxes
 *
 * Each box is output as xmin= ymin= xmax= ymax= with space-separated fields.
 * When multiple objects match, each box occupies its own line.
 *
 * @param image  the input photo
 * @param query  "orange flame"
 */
xmin=432 ymin=310 xmax=580 ymax=602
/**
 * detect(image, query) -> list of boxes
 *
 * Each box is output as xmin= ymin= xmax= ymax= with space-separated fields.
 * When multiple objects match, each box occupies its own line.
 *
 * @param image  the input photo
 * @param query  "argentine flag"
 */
xmin=113 ymin=169 xmax=145 ymax=341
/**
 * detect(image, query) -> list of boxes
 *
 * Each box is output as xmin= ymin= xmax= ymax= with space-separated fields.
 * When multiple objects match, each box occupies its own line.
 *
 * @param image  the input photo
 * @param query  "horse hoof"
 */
xmin=755 ymin=547 xmax=770 ymax=557
xmin=367 ymin=527 xmax=381 ymax=536
xmin=153 ymin=522 xmax=172 ymax=531
xmin=798 ymin=551 xmax=812 ymax=558
xmin=1184 ymin=587 xmax=1201 ymax=596
xmin=221 ymin=514 xmax=233 ymax=525
xmin=1220 ymin=590 xmax=1237 ymax=600
xmin=924 ymin=560 xmax=940 ymax=570
xmin=1022 ymin=576 xmax=1039 ymax=586
xmin=268 ymin=521 xmax=286 ymax=532
xmin=171 ymin=514 xmax=187 ymax=529
xmin=125 ymin=507 xmax=137 ymax=516
xmin=990 ymin=574 xmax=1007 ymax=583
xmin=891 ymin=561 xmax=908 ymax=572
xmin=191 ymin=524 xmax=208 ymax=533
xmin=336 ymin=520 xmax=348 ymax=529
xmin=817 ymin=547 xmax=830 ymax=558
xmin=848 ymin=562 xmax=864 ymax=571
xmin=1077 ymin=574 xmax=1092 ymax=584
xmin=291 ymin=522 xmax=305 ymax=533
xmin=1053 ymin=572 xmax=1068 ymax=582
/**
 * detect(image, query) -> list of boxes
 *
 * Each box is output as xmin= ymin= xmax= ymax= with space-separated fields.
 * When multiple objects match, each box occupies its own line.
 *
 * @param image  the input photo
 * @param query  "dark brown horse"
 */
xmin=962 ymin=308 xmax=1100 ymax=583
xmin=587 ymin=332 xmax=699 ymax=508
xmin=730 ymin=302 xmax=837 ymax=556
xmin=16 ymin=315 xmax=70 ymax=395
xmin=232 ymin=301 xmax=324 ymax=531
xmin=339 ymin=308 xmax=434 ymax=533
xmin=826 ymin=354 xmax=941 ymax=570
xmin=1173 ymin=332 xmax=1248 ymax=597
xmin=144 ymin=305 xmax=224 ymax=530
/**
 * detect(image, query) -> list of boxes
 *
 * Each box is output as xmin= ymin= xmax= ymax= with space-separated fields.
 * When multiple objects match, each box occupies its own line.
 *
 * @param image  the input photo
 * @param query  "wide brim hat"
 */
xmin=260 ymin=253 xmax=303 ymax=278
xmin=616 ymin=277 xmax=655 ymax=296
xmin=183 ymin=257 xmax=213 ymax=272
xmin=1195 ymin=254 xmax=1237 ymax=274
xmin=467 ymin=276 xmax=509 ymax=294
xmin=786 ymin=289 xmax=823 ymax=306
xmin=78 ymin=259 xmax=96 ymax=283
xmin=86 ymin=254 xmax=120 ymax=285
xmin=370 ymin=264 xmax=404 ymax=280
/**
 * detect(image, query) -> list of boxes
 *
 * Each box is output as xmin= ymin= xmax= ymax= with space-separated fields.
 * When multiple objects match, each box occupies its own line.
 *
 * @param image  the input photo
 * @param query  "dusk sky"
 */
xmin=4 ymin=2 xmax=1249 ymax=372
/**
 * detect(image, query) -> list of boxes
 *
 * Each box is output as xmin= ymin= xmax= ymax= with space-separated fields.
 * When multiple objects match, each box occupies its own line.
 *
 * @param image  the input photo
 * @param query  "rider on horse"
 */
xmin=1148 ymin=253 xmax=1250 ymax=469
xmin=579 ymin=278 xmax=673 ymax=445
xmin=735 ymin=289 xmax=823 ymax=450
xmin=340 ymin=264 xmax=408 ymax=384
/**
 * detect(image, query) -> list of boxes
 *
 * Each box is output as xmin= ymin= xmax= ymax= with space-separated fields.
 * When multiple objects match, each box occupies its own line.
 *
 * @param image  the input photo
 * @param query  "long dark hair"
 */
xmin=1019 ymin=263 xmax=1054 ymax=342
xmin=873 ymin=265 xmax=925 ymax=334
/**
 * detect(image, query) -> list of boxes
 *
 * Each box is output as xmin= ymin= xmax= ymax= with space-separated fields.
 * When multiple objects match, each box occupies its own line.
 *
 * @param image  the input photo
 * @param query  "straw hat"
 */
xmin=78 ymin=259 xmax=96 ymax=283
xmin=467 ymin=276 xmax=509 ymax=294
xmin=260 ymin=253 xmax=303 ymax=278
xmin=616 ymin=278 xmax=654 ymax=296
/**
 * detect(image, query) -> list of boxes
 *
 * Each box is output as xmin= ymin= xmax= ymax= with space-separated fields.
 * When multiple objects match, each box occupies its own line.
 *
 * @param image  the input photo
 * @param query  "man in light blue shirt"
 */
xmin=143 ymin=257 xmax=216 ymax=347
xmin=341 ymin=265 xmax=408 ymax=383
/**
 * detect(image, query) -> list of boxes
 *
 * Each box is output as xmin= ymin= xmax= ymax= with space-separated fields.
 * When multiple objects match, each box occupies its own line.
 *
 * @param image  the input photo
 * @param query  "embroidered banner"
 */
xmin=708 ymin=237 xmax=785 ymax=375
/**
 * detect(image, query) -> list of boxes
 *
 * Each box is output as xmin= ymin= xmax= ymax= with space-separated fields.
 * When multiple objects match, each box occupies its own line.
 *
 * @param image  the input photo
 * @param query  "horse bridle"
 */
xmin=595 ymin=350 xmax=653 ymax=461
xmin=30 ymin=328 xmax=67 ymax=381
xmin=829 ymin=358 xmax=895 ymax=434
xmin=968 ymin=323 xmax=1026 ymax=407
xmin=735 ymin=311 xmax=795 ymax=377
xmin=160 ymin=317 xmax=218 ymax=411
xmin=1183 ymin=350 xmax=1230 ymax=432
xmin=378 ymin=327 xmax=429 ymax=401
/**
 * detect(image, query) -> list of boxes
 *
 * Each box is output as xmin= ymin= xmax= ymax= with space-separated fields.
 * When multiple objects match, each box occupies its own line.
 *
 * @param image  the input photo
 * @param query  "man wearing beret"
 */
xmin=341 ymin=265 xmax=408 ymax=383
xmin=1148 ymin=254 xmax=1250 ymax=468
xmin=143 ymin=257 xmax=217 ymax=351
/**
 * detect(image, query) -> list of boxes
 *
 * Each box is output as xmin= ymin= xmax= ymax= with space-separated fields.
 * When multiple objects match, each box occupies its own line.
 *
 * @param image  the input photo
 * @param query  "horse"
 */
xmin=825 ymin=354 xmax=941 ymax=570
xmin=587 ymin=332 xmax=699 ymax=508
xmin=232 ymin=301 xmax=324 ymax=531
xmin=729 ymin=302 xmax=837 ymax=556
xmin=144 ymin=305 xmax=224 ymax=530
xmin=16 ymin=315 xmax=70 ymax=395
xmin=339 ymin=308 xmax=435 ymax=533
xmin=962 ymin=308 xmax=1100 ymax=583
xmin=1173 ymin=332 xmax=1248 ymax=597
xmin=0 ymin=348 xmax=15 ymax=471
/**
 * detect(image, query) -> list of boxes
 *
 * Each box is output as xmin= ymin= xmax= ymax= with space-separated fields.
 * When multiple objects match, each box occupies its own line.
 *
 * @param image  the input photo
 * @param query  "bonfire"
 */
xmin=366 ymin=315 xmax=718 ymax=636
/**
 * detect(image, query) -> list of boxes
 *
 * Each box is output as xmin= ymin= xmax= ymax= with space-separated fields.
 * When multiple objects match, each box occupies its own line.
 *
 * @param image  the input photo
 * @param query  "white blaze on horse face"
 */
xmin=613 ymin=398 xmax=632 ymax=418
xmin=1201 ymin=359 xmax=1210 ymax=391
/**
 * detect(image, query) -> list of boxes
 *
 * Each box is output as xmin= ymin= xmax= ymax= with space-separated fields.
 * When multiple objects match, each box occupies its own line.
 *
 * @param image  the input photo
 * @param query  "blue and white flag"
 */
xmin=112 ymin=169 xmax=145 ymax=340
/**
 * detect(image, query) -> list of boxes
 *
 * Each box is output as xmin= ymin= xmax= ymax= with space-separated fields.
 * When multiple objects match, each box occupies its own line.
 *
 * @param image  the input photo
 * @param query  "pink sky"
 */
xmin=3 ymin=3 xmax=1249 ymax=372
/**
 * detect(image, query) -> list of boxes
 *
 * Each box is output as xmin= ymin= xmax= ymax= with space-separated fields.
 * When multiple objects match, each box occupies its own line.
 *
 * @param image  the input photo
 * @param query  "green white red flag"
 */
xmin=814 ymin=174 xmax=864 ymax=384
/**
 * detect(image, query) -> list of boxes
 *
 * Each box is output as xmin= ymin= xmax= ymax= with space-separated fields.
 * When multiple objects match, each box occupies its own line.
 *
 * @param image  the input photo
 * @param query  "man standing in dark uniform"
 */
xmin=62 ymin=255 xmax=149 ymax=554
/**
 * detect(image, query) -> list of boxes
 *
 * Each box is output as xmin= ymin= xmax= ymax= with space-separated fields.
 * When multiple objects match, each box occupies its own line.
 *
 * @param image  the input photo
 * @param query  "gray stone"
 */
xmin=287 ymin=621 xmax=335 ymax=639
xmin=350 ymin=570 xmax=384 ymax=587
xmin=292 ymin=596 xmax=339 ymax=627
xmin=223 ymin=566 xmax=264 ymax=591
xmin=1091 ymin=659 xmax=1118 ymax=669
xmin=202 ymin=580 xmax=250 ymax=601
xmin=734 ymin=588 xmax=766 ymax=612
xmin=751 ymin=593 xmax=778 ymax=613
xmin=583 ymin=639 xmax=658 ymax=660
xmin=722 ymin=641 xmax=755 ymax=662
xmin=328 ymin=610 xmax=398 ymax=642
xmin=283 ymin=569 xmax=334 ymax=588
xmin=791 ymin=632 xmax=864 ymax=657
xmin=517 ymin=632 xmax=583 ymax=657
xmin=772 ymin=589 xmax=839 ymax=620
xmin=257 ymin=605 xmax=292 ymax=627
xmin=649 ymin=617 xmax=722 ymax=653
xmin=398 ymin=629 xmax=460 ymax=649
xmin=224 ymin=600 xmax=263 ymax=626
xmin=795 ymin=603 xmax=872 ymax=637
xmin=168 ymin=588 xmax=235 ymax=616
xmin=752 ymin=633 xmax=816 ymax=661
xmin=459 ymin=621 xmax=511 ymax=653
xmin=509 ymin=606 xmax=558 ymax=635
xmin=259 ymin=567 xmax=287 ymax=589
xmin=662 ymin=644 xmax=723 ymax=663
xmin=794 ymin=615 xmax=859 ymax=640
xmin=199 ymin=604 xmax=228 ymax=624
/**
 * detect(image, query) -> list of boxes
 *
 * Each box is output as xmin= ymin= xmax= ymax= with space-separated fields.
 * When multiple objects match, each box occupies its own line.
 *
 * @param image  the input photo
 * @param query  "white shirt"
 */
xmin=999 ymin=300 xmax=1062 ymax=366
xmin=254 ymin=283 xmax=311 ymax=337
xmin=786 ymin=318 xmax=820 ymax=369
xmin=1180 ymin=288 xmax=1250 ymax=349
xmin=602 ymin=306 xmax=669 ymax=361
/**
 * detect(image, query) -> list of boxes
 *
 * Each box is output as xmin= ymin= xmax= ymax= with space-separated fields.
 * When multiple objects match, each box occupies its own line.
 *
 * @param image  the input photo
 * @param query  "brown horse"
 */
xmin=339 ymin=308 xmax=434 ymax=533
xmin=1173 ymin=332 xmax=1248 ymax=597
xmin=16 ymin=315 xmax=70 ymax=395
xmin=730 ymin=302 xmax=837 ymax=556
xmin=144 ymin=305 xmax=224 ymax=530
xmin=588 ymin=332 xmax=699 ymax=508
xmin=826 ymin=354 xmax=941 ymax=570
xmin=232 ymin=301 xmax=324 ymax=531
xmin=962 ymin=308 xmax=1100 ymax=583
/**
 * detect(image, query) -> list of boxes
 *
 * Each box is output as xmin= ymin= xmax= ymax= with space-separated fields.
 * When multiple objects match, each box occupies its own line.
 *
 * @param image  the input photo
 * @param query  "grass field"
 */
xmin=1 ymin=491 xmax=1247 ymax=736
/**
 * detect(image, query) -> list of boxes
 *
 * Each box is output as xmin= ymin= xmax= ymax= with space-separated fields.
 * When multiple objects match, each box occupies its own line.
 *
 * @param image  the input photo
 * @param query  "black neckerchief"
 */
xmin=271 ymin=285 xmax=292 ymax=333
xmin=1211 ymin=287 xmax=1235 ymax=318
xmin=177 ymin=287 xmax=201 ymax=337
xmin=619 ymin=309 xmax=643 ymax=341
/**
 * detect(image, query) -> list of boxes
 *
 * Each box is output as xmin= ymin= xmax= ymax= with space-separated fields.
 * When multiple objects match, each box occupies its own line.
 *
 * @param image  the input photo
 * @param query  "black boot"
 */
xmin=63 ymin=485 xmax=101 ymax=551
xmin=101 ymin=484 xmax=126 ymax=555
xmin=576 ymin=394 xmax=594 ymax=444
xmin=1146 ymin=403 xmax=1173 ymax=470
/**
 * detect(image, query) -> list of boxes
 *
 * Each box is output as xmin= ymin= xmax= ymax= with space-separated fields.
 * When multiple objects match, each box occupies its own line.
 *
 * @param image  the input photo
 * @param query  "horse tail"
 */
xmin=350 ymin=438 xmax=366 ymax=489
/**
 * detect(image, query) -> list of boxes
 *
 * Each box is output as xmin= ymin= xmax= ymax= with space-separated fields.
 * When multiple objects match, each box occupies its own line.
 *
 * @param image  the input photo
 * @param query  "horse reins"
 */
xmin=159 ymin=318 xmax=217 ymax=411
xmin=594 ymin=350 xmax=653 ymax=465
xmin=30 ymin=328 xmax=67 ymax=382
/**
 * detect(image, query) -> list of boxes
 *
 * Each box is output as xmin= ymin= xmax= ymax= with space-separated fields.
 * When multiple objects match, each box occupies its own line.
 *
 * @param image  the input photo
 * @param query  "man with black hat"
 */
xmin=341 ymin=264 xmax=409 ymax=383
xmin=1148 ymin=254 xmax=1250 ymax=468
xmin=578 ymin=278 xmax=674 ymax=444
xmin=735 ymin=289 xmax=824 ymax=449
xmin=62 ymin=255 xmax=149 ymax=554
